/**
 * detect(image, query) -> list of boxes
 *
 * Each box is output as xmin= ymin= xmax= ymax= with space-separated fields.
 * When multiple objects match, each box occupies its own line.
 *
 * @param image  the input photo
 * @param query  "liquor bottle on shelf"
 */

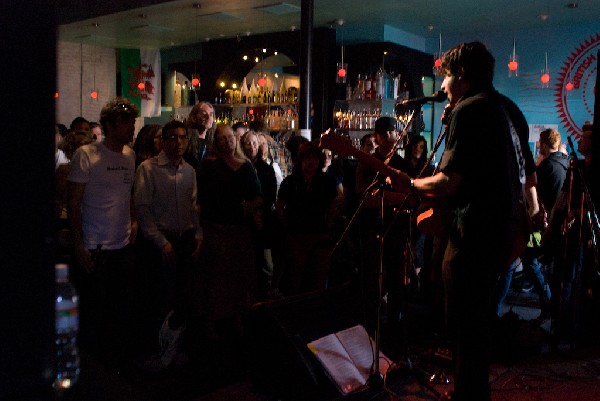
xmin=249 ymin=79 xmax=257 ymax=104
xmin=385 ymin=71 xmax=393 ymax=100
xmin=398 ymin=81 xmax=410 ymax=100
xmin=241 ymin=77 xmax=249 ymax=104
xmin=182 ymin=81 xmax=189 ymax=106
xmin=375 ymin=67 xmax=385 ymax=100
xmin=174 ymin=79 xmax=182 ymax=108
xmin=364 ymin=75 xmax=375 ymax=100
xmin=279 ymin=79 xmax=287 ymax=103
xmin=393 ymin=74 xmax=400 ymax=100
xmin=188 ymin=84 xmax=196 ymax=105
xmin=353 ymin=74 xmax=364 ymax=100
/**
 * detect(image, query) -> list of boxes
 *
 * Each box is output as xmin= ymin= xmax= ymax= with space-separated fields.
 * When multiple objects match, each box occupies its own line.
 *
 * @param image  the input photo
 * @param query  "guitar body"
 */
xmin=416 ymin=199 xmax=450 ymax=237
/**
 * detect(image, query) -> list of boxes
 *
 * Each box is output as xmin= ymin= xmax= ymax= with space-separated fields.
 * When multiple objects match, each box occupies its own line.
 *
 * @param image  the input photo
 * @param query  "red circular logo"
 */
xmin=554 ymin=33 xmax=599 ymax=140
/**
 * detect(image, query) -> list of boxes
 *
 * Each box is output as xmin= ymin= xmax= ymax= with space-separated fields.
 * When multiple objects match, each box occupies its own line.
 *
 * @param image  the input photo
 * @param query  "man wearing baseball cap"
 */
xmin=355 ymin=116 xmax=412 ymax=330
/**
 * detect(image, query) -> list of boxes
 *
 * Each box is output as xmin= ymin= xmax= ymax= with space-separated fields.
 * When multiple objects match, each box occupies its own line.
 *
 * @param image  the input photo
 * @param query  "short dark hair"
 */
xmin=70 ymin=116 xmax=89 ymax=130
xmin=374 ymin=117 xmax=397 ymax=134
xmin=439 ymin=41 xmax=495 ymax=87
xmin=162 ymin=120 xmax=188 ymax=139
xmin=285 ymin=135 xmax=309 ymax=164
xmin=297 ymin=141 xmax=325 ymax=170
xmin=99 ymin=97 xmax=139 ymax=132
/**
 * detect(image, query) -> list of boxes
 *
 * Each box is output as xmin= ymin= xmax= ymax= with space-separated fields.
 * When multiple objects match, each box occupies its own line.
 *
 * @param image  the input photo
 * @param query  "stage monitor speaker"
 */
xmin=244 ymin=283 xmax=368 ymax=401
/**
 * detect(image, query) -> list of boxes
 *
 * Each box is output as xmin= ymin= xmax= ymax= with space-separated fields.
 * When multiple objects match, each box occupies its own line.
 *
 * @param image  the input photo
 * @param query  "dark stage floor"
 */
xmin=59 ymin=281 xmax=600 ymax=401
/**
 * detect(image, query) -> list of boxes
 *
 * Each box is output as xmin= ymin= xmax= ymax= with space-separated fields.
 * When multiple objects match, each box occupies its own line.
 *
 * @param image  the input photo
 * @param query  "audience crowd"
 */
xmin=54 ymin=96 xmax=597 ymax=380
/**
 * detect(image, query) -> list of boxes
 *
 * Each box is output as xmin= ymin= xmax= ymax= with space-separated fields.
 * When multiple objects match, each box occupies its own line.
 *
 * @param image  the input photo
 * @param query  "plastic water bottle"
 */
xmin=54 ymin=263 xmax=80 ymax=390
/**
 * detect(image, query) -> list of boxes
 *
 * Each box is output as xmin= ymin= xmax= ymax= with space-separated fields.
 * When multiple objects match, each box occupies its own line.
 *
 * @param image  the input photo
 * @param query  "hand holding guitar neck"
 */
xmin=441 ymin=103 xmax=453 ymax=126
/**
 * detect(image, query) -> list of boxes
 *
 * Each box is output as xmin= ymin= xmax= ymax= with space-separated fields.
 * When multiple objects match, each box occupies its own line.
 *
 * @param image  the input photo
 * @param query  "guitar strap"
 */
xmin=501 ymin=104 xmax=527 ymax=186
xmin=501 ymin=103 xmax=532 ymax=263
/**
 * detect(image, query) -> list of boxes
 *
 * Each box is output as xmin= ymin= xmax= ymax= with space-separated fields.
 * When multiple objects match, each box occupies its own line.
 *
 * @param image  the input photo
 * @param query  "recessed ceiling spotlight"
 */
xmin=290 ymin=25 xmax=296 ymax=31
xmin=565 ymin=2 xmax=578 ymax=8
xmin=538 ymin=13 xmax=549 ymax=21
xmin=205 ymin=37 xmax=210 ymax=42
xmin=245 ymin=31 xmax=251 ymax=36
xmin=425 ymin=24 xmax=435 ymax=31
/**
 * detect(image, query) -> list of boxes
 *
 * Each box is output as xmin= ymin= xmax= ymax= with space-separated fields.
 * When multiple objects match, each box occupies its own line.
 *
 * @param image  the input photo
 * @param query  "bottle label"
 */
xmin=56 ymin=305 xmax=79 ymax=333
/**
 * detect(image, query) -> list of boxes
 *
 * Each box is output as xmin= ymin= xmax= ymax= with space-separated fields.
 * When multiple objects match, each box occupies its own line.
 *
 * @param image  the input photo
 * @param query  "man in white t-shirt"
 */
xmin=67 ymin=97 xmax=139 ymax=368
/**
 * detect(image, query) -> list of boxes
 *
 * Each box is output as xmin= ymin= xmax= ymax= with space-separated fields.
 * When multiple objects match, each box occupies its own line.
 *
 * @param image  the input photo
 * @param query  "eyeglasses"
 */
xmin=165 ymin=134 xmax=190 ymax=141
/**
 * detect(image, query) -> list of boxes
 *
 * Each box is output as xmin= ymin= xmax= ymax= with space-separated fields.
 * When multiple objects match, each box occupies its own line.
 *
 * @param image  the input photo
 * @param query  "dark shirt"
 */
xmin=198 ymin=158 xmax=262 ymax=225
xmin=254 ymin=159 xmax=277 ymax=211
xmin=537 ymin=151 xmax=568 ymax=212
xmin=278 ymin=171 xmax=338 ymax=234
xmin=439 ymin=89 xmax=534 ymax=254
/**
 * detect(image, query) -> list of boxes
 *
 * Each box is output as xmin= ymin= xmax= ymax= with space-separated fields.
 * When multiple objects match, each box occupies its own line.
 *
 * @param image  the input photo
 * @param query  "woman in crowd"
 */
xmin=197 ymin=124 xmax=263 ymax=337
xmin=404 ymin=134 xmax=434 ymax=178
xmin=403 ymin=135 xmax=437 ymax=299
xmin=133 ymin=124 xmax=162 ymax=169
xmin=241 ymin=130 xmax=278 ymax=298
xmin=275 ymin=141 xmax=340 ymax=295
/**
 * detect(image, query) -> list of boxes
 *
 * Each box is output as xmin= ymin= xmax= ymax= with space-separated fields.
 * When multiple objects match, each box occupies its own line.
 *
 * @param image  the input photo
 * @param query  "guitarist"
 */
xmin=323 ymin=42 xmax=538 ymax=401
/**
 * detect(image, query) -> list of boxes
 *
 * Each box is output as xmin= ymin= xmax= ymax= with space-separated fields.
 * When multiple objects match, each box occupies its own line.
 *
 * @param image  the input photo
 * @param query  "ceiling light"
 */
xmin=538 ymin=14 xmax=549 ymax=21
xmin=243 ymin=55 xmax=248 ymax=60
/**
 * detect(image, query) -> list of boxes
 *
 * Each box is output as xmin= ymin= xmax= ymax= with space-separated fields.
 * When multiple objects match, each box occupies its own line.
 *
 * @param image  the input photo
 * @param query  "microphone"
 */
xmin=567 ymin=136 xmax=578 ymax=159
xmin=396 ymin=90 xmax=447 ymax=107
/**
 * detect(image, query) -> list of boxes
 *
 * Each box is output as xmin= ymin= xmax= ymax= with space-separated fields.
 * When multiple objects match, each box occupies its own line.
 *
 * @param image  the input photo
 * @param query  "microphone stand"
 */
xmin=562 ymin=139 xmax=595 ymax=350
xmin=328 ymin=113 xmax=415 ymax=392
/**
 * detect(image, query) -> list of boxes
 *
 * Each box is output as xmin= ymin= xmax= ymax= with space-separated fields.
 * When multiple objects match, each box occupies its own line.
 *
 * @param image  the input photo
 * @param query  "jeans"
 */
xmin=495 ymin=248 xmax=551 ymax=316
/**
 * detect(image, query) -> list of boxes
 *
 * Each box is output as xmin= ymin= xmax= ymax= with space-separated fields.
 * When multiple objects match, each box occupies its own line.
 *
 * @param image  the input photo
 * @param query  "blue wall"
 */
xmin=425 ymin=22 xmax=600 ymax=143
